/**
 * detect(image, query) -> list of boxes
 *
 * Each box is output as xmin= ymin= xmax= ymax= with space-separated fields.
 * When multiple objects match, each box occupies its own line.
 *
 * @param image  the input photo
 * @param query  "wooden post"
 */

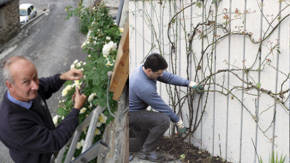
xmin=98 ymin=86 xmax=129 ymax=163
xmin=109 ymin=18 xmax=129 ymax=101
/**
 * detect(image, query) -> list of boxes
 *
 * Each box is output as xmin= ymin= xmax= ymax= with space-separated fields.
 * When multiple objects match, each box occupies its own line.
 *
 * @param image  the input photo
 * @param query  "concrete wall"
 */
xmin=0 ymin=0 xmax=19 ymax=44
xmin=129 ymin=0 xmax=290 ymax=163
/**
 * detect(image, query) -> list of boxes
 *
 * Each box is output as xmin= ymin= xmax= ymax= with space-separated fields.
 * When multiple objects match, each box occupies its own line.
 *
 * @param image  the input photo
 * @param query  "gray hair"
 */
xmin=2 ymin=56 xmax=32 ymax=83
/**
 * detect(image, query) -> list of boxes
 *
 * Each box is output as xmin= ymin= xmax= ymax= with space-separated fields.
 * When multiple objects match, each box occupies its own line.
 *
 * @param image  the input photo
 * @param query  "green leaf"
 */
xmin=256 ymin=83 xmax=261 ymax=89
xmin=180 ymin=154 xmax=186 ymax=159
xmin=196 ymin=2 xmax=202 ymax=8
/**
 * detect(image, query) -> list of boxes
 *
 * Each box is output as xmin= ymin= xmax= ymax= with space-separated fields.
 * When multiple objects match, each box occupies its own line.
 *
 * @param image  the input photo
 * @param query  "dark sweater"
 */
xmin=0 ymin=74 xmax=80 ymax=163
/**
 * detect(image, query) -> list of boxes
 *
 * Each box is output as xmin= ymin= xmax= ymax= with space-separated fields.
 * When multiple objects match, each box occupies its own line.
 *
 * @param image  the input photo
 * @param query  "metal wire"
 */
xmin=212 ymin=0 xmax=218 ymax=155
xmin=225 ymin=0 xmax=232 ymax=159
xmin=239 ymin=0 xmax=247 ymax=162
xmin=272 ymin=0 xmax=282 ymax=154
xmin=254 ymin=0 xmax=264 ymax=162
xmin=142 ymin=0 xmax=145 ymax=58
xmin=134 ymin=1 xmax=137 ymax=68
xmin=288 ymin=18 xmax=290 ymax=163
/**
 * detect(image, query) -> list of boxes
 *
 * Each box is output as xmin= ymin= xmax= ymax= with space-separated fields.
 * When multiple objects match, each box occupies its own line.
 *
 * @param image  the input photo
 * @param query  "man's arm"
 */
xmin=38 ymin=74 xmax=66 ymax=100
xmin=39 ymin=69 xmax=83 ymax=100
xmin=8 ymin=108 xmax=80 ymax=153
xmin=157 ymin=71 xmax=189 ymax=86
xmin=138 ymin=89 xmax=179 ymax=122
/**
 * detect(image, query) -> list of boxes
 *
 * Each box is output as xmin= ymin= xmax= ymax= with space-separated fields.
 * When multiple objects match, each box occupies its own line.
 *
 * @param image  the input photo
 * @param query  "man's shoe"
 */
xmin=129 ymin=153 xmax=134 ymax=162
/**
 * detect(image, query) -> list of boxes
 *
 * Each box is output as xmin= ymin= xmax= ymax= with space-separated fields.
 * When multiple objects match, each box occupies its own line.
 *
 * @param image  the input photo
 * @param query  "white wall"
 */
xmin=129 ymin=0 xmax=290 ymax=163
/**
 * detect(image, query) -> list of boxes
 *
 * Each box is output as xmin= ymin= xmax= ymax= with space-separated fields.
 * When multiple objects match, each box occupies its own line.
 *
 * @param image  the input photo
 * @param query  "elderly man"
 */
xmin=0 ymin=56 xmax=87 ymax=163
xmin=129 ymin=53 xmax=203 ymax=161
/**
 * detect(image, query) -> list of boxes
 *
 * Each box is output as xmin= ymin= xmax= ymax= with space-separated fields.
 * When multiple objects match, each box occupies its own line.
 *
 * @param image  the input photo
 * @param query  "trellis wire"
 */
xmin=151 ymin=0 xmax=154 ymax=49
xmin=272 ymin=0 xmax=282 ymax=154
xmin=212 ymin=0 xmax=218 ymax=156
xmin=134 ymin=1 xmax=137 ymax=67
xmin=142 ymin=0 xmax=145 ymax=58
xmin=159 ymin=0 xmax=162 ymax=99
xmin=225 ymin=0 xmax=232 ymax=160
xmin=254 ymin=0 xmax=264 ymax=162
xmin=239 ymin=0 xmax=247 ymax=162
xmin=288 ymin=10 xmax=290 ymax=163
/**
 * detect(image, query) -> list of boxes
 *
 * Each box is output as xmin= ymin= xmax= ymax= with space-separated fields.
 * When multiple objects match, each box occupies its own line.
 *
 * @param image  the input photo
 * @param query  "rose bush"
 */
xmin=54 ymin=4 xmax=121 ymax=161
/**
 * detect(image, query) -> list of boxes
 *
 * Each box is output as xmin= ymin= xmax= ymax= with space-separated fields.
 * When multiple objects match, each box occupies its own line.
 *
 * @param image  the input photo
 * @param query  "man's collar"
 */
xmin=7 ymin=91 xmax=32 ymax=109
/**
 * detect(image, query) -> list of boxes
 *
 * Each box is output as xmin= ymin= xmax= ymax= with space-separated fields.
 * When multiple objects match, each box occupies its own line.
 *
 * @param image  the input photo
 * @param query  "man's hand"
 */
xmin=176 ymin=119 xmax=186 ymax=134
xmin=60 ymin=69 xmax=83 ymax=81
xmin=189 ymin=81 xmax=204 ymax=94
xmin=73 ymin=87 xmax=87 ymax=109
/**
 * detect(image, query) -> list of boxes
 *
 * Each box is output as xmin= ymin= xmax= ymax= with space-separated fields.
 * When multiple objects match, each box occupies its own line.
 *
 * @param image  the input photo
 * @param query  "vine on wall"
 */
xmin=135 ymin=0 xmax=290 ymax=144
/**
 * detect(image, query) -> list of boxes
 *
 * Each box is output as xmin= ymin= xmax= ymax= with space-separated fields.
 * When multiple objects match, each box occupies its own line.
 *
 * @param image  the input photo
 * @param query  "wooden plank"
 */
xmin=98 ymin=86 xmax=129 ymax=163
xmin=82 ymin=107 xmax=105 ymax=152
xmin=72 ymin=141 xmax=109 ymax=163
xmin=109 ymin=18 xmax=129 ymax=101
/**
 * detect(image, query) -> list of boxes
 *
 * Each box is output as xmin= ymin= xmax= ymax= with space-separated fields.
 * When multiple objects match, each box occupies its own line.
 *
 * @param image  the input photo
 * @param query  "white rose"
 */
xmin=106 ymin=36 xmax=111 ymax=40
xmin=76 ymin=139 xmax=85 ymax=149
xmin=110 ymin=41 xmax=117 ymax=51
xmin=96 ymin=122 xmax=102 ymax=127
xmin=102 ymin=41 xmax=117 ymax=57
xmin=62 ymin=85 xmax=73 ymax=97
xmin=76 ymin=62 xmax=81 ymax=68
xmin=88 ymin=55 xmax=91 ymax=58
xmin=73 ymin=80 xmax=81 ymax=89
xmin=88 ymin=93 xmax=96 ymax=102
xmin=73 ymin=60 xmax=79 ymax=64
xmin=80 ymin=107 xmax=87 ymax=114
xmin=70 ymin=63 xmax=75 ymax=70
xmin=102 ymin=44 xmax=111 ymax=57
xmin=53 ymin=115 xmax=60 ymax=125
xmin=99 ymin=113 xmax=107 ymax=124
xmin=95 ymin=128 xmax=101 ymax=135
xmin=76 ymin=142 xmax=82 ymax=149
xmin=81 ymin=40 xmax=89 ymax=49
xmin=80 ymin=139 xmax=85 ymax=146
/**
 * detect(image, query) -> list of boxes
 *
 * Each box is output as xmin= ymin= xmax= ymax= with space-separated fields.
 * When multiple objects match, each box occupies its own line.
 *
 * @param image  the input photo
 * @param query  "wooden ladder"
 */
xmin=53 ymin=106 xmax=109 ymax=163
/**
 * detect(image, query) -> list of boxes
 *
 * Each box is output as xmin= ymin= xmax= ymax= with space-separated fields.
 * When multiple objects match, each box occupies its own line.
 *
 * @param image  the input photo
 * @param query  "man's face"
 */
xmin=148 ymin=69 xmax=164 ymax=80
xmin=6 ymin=60 xmax=39 ymax=102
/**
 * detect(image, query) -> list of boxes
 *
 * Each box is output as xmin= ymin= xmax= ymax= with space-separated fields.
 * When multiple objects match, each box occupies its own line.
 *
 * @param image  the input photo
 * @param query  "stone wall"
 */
xmin=0 ymin=0 xmax=20 ymax=45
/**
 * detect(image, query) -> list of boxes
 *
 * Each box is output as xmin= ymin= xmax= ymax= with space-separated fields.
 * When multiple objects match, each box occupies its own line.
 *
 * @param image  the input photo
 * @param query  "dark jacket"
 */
xmin=0 ymin=74 xmax=80 ymax=163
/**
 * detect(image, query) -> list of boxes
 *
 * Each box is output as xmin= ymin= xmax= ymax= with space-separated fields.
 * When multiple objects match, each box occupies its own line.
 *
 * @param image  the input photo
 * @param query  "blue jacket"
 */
xmin=0 ymin=74 xmax=79 ymax=163
xmin=129 ymin=66 xmax=189 ymax=122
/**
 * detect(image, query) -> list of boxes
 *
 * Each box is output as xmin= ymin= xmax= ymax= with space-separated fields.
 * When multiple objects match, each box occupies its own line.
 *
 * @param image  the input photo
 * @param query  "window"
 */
xmin=27 ymin=8 xmax=31 ymax=16
xmin=19 ymin=9 xmax=27 ymax=16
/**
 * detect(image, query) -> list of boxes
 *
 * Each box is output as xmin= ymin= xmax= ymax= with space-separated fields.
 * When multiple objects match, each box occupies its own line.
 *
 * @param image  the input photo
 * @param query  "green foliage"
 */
xmin=258 ymin=151 xmax=286 ymax=163
xmin=55 ymin=3 xmax=122 ymax=161
xmin=196 ymin=1 xmax=202 ymax=8
xmin=66 ymin=5 xmax=96 ymax=34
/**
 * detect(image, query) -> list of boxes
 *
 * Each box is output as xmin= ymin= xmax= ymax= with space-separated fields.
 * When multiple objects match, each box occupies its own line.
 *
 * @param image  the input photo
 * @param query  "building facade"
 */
xmin=0 ymin=0 xmax=19 ymax=45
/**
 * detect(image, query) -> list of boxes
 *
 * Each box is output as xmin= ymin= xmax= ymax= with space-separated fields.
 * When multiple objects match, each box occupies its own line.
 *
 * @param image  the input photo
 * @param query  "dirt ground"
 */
xmin=156 ymin=136 xmax=231 ymax=163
